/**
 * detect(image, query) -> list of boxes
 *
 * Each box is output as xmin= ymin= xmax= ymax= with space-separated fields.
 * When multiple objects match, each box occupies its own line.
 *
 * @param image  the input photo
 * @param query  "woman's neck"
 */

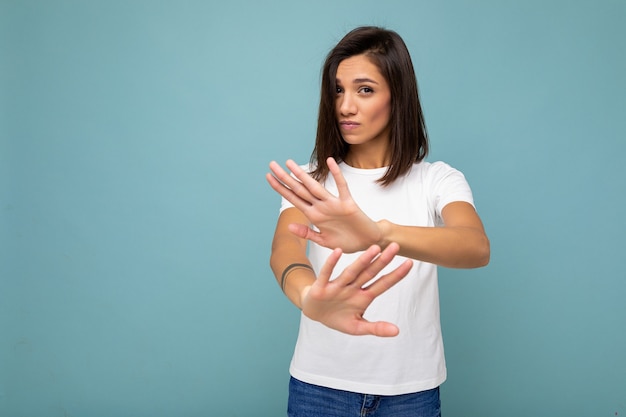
xmin=344 ymin=145 xmax=390 ymax=169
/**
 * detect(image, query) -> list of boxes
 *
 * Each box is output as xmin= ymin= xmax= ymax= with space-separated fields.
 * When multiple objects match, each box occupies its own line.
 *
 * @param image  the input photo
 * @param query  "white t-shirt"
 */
xmin=279 ymin=161 xmax=475 ymax=396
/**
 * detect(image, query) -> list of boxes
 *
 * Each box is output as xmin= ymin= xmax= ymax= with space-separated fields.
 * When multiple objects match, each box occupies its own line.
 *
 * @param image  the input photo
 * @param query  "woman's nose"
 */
xmin=338 ymin=94 xmax=357 ymax=116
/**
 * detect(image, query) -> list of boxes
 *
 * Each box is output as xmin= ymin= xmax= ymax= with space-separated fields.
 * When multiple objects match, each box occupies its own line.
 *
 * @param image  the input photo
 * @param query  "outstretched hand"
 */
xmin=301 ymin=242 xmax=412 ymax=337
xmin=266 ymin=158 xmax=382 ymax=253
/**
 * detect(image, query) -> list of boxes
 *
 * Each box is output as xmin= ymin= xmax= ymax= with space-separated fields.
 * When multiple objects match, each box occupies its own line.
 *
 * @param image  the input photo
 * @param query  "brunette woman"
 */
xmin=267 ymin=26 xmax=490 ymax=417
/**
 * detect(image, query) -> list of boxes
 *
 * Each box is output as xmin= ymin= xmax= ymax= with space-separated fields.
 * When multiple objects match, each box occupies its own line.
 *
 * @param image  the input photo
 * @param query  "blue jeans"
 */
xmin=288 ymin=377 xmax=441 ymax=417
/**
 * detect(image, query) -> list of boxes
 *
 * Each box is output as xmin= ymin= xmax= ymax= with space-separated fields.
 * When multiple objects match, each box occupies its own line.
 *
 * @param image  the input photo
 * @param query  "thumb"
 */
xmin=355 ymin=320 xmax=400 ymax=338
xmin=288 ymin=223 xmax=317 ymax=240
xmin=370 ymin=321 xmax=400 ymax=337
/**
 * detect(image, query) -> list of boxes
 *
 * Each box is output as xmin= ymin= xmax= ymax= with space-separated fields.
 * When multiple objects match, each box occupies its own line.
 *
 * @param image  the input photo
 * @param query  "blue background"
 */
xmin=2 ymin=1 xmax=625 ymax=416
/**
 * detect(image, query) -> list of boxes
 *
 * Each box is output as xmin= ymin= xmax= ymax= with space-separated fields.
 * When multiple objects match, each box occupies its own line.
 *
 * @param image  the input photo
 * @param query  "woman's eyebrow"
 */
xmin=352 ymin=78 xmax=379 ymax=84
xmin=335 ymin=77 xmax=379 ymax=85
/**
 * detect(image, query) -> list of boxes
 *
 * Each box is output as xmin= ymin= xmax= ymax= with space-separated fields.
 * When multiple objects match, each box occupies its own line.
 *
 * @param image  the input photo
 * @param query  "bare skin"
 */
xmin=266 ymin=157 xmax=490 ymax=268
xmin=301 ymin=243 xmax=413 ymax=337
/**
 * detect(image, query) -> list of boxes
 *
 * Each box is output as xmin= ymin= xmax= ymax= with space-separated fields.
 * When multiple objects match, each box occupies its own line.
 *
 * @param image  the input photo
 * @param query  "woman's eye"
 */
xmin=335 ymin=87 xmax=343 ymax=94
xmin=359 ymin=87 xmax=373 ymax=94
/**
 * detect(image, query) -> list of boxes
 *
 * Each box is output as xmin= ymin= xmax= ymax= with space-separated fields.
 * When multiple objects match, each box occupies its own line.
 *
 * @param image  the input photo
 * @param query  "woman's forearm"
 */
xmin=270 ymin=250 xmax=316 ymax=309
xmin=377 ymin=219 xmax=490 ymax=268
xmin=376 ymin=202 xmax=490 ymax=268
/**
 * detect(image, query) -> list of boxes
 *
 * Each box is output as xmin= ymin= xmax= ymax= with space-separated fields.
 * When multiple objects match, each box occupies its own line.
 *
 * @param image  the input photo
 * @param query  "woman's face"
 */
xmin=335 ymin=54 xmax=392 ymax=153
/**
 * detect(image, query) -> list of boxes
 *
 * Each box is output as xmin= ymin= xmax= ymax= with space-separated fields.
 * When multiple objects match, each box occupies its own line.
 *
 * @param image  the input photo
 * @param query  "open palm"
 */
xmin=301 ymin=243 xmax=413 ymax=337
xmin=266 ymin=157 xmax=381 ymax=253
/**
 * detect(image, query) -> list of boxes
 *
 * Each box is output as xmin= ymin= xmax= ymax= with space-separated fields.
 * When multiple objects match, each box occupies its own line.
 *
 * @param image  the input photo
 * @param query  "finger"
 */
xmin=288 ymin=223 xmax=330 ymax=248
xmin=317 ymin=248 xmax=343 ymax=285
xmin=285 ymin=159 xmax=332 ymax=201
xmin=353 ymin=320 xmax=400 ymax=337
xmin=268 ymin=161 xmax=311 ymax=196
xmin=266 ymin=170 xmax=313 ymax=212
xmin=348 ymin=242 xmax=401 ymax=288
xmin=376 ymin=241 xmax=401 ymax=263
xmin=266 ymin=172 xmax=306 ymax=207
xmin=333 ymin=245 xmax=382 ymax=286
xmin=363 ymin=259 xmax=414 ymax=297
xmin=287 ymin=223 xmax=320 ymax=241
xmin=327 ymin=157 xmax=354 ymax=201
xmin=362 ymin=242 xmax=400 ymax=284
xmin=268 ymin=161 xmax=314 ymax=199
xmin=266 ymin=171 xmax=292 ymax=195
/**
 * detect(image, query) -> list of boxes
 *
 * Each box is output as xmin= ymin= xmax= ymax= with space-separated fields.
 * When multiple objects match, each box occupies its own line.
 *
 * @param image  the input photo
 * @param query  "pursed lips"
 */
xmin=339 ymin=121 xmax=360 ymax=130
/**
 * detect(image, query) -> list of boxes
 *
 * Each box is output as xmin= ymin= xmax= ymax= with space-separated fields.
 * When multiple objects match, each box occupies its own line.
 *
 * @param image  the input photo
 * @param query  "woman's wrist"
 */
xmin=299 ymin=285 xmax=312 ymax=310
xmin=279 ymin=264 xmax=315 ymax=309
xmin=281 ymin=263 xmax=314 ymax=292
xmin=376 ymin=219 xmax=393 ymax=249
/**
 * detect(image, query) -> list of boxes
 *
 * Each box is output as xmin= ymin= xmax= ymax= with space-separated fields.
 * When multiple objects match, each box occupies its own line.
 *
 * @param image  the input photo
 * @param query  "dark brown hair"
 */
xmin=310 ymin=26 xmax=429 ymax=186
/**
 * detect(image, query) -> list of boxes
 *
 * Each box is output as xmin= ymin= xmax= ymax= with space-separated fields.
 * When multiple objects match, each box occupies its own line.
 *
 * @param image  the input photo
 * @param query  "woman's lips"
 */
xmin=339 ymin=121 xmax=360 ymax=130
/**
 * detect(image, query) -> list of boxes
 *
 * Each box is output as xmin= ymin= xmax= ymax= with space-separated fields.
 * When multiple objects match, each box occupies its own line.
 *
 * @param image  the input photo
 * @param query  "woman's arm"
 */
xmin=269 ymin=208 xmax=316 ymax=309
xmin=267 ymin=158 xmax=490 ymax=269
xmin=377 ymin=201 xmax=490 ymax=268
xmin=269 ymin=207 xmax=414 ymax=337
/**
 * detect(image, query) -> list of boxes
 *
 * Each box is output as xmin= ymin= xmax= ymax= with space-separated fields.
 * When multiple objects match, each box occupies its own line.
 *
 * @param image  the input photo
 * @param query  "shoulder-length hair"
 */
xmin=310 ymin=26 xmax=429 ymax=186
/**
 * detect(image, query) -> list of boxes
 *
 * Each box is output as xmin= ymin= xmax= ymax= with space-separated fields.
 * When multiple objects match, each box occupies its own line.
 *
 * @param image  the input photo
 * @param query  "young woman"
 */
xmin=266 ymin=26 xmax=490 ymax=417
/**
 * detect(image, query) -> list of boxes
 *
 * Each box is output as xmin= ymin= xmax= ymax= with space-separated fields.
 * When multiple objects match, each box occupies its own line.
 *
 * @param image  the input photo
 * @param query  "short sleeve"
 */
xmin=279 ymin=196 xmax=295 ymax=213
xmin=427 ymin=161 xmax=475 ymax=219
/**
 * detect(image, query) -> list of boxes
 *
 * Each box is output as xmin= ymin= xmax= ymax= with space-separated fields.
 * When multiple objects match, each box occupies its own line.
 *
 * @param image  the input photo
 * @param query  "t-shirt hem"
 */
xmin=289 ymin=367 xmax=447 ymax=396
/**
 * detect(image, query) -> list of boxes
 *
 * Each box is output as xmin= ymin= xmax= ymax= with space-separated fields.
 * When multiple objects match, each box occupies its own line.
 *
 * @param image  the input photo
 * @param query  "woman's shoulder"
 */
xmin=408 ymin=160 xmax=461 ymax=177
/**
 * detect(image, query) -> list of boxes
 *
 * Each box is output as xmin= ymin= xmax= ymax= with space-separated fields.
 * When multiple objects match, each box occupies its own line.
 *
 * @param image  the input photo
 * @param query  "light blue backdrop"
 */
xmin=2 ymin=1 xmax=625 ymax=416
